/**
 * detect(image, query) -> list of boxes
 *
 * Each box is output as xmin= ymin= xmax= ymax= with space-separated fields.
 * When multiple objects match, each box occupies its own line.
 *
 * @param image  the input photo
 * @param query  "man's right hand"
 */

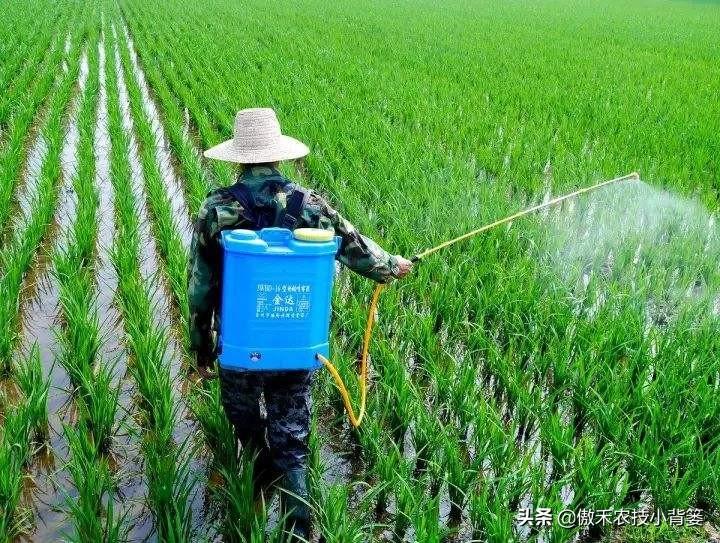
xmin=393 ymin=256 xmax=414 ymax=278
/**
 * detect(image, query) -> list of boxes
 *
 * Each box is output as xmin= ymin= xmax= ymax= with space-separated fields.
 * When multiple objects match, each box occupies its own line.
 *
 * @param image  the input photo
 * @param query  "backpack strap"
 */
xmin=225 ymin=181 xmax=255 ymax=211
xmin=280 ymin=187 xmax=309 ymax=230
xmin=225 ymin=179 xmax=306 ymax=230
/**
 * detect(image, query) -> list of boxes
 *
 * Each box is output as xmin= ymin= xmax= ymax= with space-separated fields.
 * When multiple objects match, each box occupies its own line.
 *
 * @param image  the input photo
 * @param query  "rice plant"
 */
xmin=14 ymin=346 xmax=50 ymax=444
xmin=0 ymin=403 xmax=35 ymax=541
xmin=52 ymin=18 xmax=122 ymax=453
xmin=311 ymin=478 xmax=383 ymax=543
xmin=62 ymin=423 xmax=127 ymax=542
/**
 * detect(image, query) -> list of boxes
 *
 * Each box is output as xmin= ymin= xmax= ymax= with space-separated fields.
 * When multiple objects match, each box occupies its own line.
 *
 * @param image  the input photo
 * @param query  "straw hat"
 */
xmin=203 ymin=108 xmax=309 ymax=164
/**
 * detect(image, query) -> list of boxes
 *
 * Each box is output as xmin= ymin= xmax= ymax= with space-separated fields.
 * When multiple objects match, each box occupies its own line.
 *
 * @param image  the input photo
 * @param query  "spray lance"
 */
xmin=316 ymin=171 xmax=640 ymax=427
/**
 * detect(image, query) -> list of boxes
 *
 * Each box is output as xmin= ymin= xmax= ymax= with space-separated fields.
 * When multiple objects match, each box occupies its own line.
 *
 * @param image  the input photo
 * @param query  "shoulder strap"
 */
xmin=226 ymin=179 xmax=307 ymax=231
xmin=225 ymin=181 xmax=255 ymax=210
xmin=224 ymin=181 xmax=259 ymax=228
xmin=280 ymin=187 xmax=309 ymax=230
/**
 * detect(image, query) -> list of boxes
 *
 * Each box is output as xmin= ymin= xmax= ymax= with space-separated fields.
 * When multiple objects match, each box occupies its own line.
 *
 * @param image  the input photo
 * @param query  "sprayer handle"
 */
xmin=410 ymin=255 xmax=420 ymax=263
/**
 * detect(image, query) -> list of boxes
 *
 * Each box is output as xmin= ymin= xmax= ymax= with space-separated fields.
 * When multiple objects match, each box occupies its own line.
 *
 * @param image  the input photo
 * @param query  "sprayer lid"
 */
xmin=293 ymin=228 xmax=335 ymax=242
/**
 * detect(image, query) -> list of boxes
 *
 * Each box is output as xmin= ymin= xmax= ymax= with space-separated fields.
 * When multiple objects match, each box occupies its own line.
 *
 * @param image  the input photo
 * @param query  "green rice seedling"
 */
xmin=143 ymin=436 xmax=195 ymax=542
xmin=393 ymin=472 xmax=423 ymax=542
xmin=52 ymin=21 xmax=102 ymax=376
xmin=0 ymin=5 xmax=65 ymax=126
xmin=307 ymin=414 xmax=322 ymax=484
xmin=310 ymin=478 xmax=383 ymax=543
xmin=115 ymin=31 xmax=225 ymax=519
xmin=122 ymin=324 xmax=174 ymax=431
xmin=52 ymin=12 xmax=122 ymax=460
xmin=470 ymin=410 xmax=541 ymax=523
xmin=54 ymin=270 xmax=102 ymax=381
xmin=104 ymin=17 xmax=195 ymax=538
xmin=354 ymin=398 xmax=388 ymax=477
xmin=117 ymin=26 xmax=210 ymax=214
xmin=411 ymin=494 xmax=443 ymax=543
xmin=0 ymin=402 xmax=34 ymax=541
xmin=212 ymin=450 xmax=258 ymax=542
xmin=447 ymin=355 xmax=480 ymax=433
xmin=469 ymin=460 xmax=533 ymax=543
xmin=477 ymin=407 xmax=525 ymax=503
xmin=539 ymin=404 xmax=575 ymax=481
xmin=410 ymin=405 xmax=445 ymax=482
xmin=441 ymin=427 xmax=479 ymax=526
xmin=367 ymin=438 xmax=408 ymax=519
xmin=417 ymin=356 xmax=456 ymax=427
xmin=543 ymin=494 xmax=579 ymax=543
xmin=105 ymin=11 xmax=246 ymax=539
xmin=241 ymin=519 xmax=297 ymax=543
xmin=571 ymin=437 xmax=628 ymax=513
xmin=118 ymin=5 xmax=233 ymax=185
xmin=585 ymin=375 xmax=634 ymax=449
xmin=76 ymin=362 xmax=121 ymax=452
xmin=567 ymin=347 xmax=599 ymax=440
xmin=708 ymin=446 xmax=720 ymax=513
xmin=0 ymin=3 xmax=45 ymax=78
xmin=188 ymin=379 xmax=238 ymax=471
xmin=114 ymin=29 xmax=191 ymax=351
xmin=13 ymin=344 xmax=50 ymax=444
xmin=62 ymin=423 xmax=127 ymax=542
xmin=376 ymin=351 xmax=414 ymax=448
xmin=215 ymin=425 xmax=318 ymax=543
xmin=64 ymin=40 xmax=102 ymax=265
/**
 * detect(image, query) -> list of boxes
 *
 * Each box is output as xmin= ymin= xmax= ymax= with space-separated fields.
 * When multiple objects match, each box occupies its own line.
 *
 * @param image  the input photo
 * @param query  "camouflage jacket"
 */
xmin=188 ymin=165 xmax=401 ymax=359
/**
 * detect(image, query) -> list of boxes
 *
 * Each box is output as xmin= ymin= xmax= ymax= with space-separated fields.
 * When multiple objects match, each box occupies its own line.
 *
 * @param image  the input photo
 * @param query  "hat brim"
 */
xmin=203 ymin=135 xmax=309 ymax=164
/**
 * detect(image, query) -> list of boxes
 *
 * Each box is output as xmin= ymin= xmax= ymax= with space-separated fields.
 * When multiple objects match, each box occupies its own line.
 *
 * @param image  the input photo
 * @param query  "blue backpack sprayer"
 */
xmin=219 ymin=227 xmax=340 ymax=371
xmin=218 ymin=172 xmax=639 ymax=427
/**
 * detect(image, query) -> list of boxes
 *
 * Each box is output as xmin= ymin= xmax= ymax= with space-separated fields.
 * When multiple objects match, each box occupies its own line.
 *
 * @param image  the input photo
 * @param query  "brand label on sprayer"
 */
xmin=255 ymin=282 xmax=312 ymax=320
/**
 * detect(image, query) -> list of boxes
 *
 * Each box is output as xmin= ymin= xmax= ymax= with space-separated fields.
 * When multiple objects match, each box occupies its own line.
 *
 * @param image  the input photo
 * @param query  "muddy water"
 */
xmin=13 ymin=135 xmax=48 ymax=234
xmin=61 ymin=34 xmax=71 ymax=74
xmin=113 ymin=29 xmax=207 ymax=534
xmin=114 ymin=41 xmax=164 ymax=291
xmin=57 ymin=51 xmax=89 ymax=247
xmin=122 ymin=25 xmax=192 ymax=249
xmin=123 ymin=23 xmax=205 ymax=193
xmin=319 ymin=440 xmax=356 ymax=486
xmin=95 ymin=34 xmax=124 ymax=370
xmin=22 ymin=48 xmax=90 ymax=543
xmin=92 ymin=32 xmax=151 ymax=542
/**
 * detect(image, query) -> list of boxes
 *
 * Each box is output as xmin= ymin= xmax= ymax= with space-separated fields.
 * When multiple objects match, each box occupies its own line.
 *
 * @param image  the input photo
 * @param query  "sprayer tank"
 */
xmin=219 ymin=227 xmax=340 ymax=371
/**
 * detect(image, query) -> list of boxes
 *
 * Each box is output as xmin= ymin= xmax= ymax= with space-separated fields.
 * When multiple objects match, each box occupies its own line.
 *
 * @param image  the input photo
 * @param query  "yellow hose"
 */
xmin=318 ymin=172 xmax=638 ymax=427
xmin=317 ymin=283 xmax=385 ymax=428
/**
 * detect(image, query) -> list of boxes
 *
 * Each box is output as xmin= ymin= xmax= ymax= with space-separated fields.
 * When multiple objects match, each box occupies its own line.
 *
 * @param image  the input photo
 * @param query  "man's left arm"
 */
xmin=188 ymin=202 xmax=222 ymax=367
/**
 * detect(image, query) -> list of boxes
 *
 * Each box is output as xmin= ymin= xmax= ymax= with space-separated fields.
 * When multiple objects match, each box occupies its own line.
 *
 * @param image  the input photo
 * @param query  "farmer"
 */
xmin=188 ymin=108 xmax=413 ymax=539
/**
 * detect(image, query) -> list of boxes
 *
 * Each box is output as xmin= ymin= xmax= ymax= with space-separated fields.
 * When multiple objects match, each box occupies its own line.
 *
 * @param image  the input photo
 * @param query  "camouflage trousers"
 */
xmin=218 ymin=367 xmax=313 ymax=472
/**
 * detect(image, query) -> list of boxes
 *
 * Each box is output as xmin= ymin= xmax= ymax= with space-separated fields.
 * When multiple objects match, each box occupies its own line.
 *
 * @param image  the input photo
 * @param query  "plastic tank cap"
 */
xmin=293 ymin=228 xmax=335 ymax=242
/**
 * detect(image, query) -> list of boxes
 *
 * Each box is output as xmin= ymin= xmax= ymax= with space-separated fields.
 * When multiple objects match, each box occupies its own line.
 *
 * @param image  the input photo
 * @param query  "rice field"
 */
xmin=0 ymin=0 xmax=719 ymax=541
